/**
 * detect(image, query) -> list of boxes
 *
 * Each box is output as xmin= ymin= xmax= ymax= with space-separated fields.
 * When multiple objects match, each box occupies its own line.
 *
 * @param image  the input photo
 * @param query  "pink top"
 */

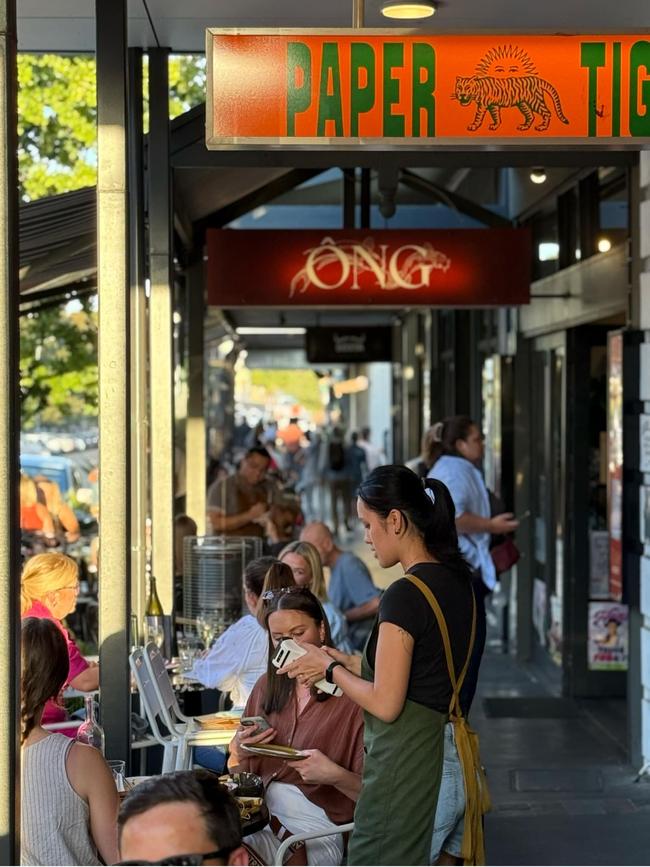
xmin=22 ymin=600 xmax=89 ymax=726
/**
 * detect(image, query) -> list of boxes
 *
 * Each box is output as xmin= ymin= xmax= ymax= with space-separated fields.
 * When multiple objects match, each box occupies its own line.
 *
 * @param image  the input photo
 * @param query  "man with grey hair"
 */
xmin=300 ymin=521 xmax=381 ymax=651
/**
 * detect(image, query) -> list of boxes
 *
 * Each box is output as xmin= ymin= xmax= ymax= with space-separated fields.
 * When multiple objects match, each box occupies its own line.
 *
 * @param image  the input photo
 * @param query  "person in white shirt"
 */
xmin=189 ymin=556 xmax=276 ymax=709
xmin=357 ymin=426 xmax=385 ymax=473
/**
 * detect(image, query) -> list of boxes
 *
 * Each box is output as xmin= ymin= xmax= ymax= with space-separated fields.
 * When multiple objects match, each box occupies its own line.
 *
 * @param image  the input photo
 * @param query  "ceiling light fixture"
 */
xmin=597 ymin=237 xmax=612 ymax=253
xmin=381 ymin=1 xmax=436 ymax=19
xmin=235 ymin=327 xmax=306 ymax=336
xmin=530 ymin=168 xmax=547 ymax=185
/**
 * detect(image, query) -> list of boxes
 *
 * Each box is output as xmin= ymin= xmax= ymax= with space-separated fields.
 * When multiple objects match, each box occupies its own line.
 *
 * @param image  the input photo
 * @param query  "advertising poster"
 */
xmin=607 ymin=332 xmax=623 ymax=601
xmin=588 ymin=602 xmax=628 ymax=670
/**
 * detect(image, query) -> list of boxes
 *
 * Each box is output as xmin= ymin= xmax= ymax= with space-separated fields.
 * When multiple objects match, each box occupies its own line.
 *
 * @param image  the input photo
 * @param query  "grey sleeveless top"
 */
xmin=21 ymin=733 xmax=101 ymax=866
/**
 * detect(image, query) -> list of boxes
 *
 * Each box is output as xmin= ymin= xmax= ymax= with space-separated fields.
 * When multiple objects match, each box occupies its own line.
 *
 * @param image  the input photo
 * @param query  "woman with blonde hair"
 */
xmin=21 ymin=552 xmax=99 ymax=731
xmin=279 ymin=540 xmax=352 ymax=653
xmin=21 ymin=617 xmax=118 ymax=866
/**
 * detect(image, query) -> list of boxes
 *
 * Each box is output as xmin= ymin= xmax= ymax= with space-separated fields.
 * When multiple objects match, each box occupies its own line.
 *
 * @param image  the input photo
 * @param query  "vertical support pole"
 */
xmin=96 ymin=0 xmax=131 ymax=761
xmin=578 ymin=172 xmax=600 ymax=260
xmin=343 ymin=168 xmax=356 ymax=229
xmin=186 ymin=255 xmax=206 ymax=536
xmin=629 ymin=159 xmax=647 ymax=768
xmin=352 ymin=0 xmax=365 ymax=28
xmin=514 ymin=336 xmax=533 ymax=663
xmin=0 ymin=0 xmax=20 ymax=860
xmin=128 ymin=48 xmax=148 ymax=635
xmin=148 ymin=48 xmax=175 ymax=613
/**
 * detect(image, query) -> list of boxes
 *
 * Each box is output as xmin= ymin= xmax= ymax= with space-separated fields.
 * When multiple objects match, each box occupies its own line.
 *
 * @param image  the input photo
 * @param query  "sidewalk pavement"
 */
xmin=475 ymin=648 xmax=650 ymax=866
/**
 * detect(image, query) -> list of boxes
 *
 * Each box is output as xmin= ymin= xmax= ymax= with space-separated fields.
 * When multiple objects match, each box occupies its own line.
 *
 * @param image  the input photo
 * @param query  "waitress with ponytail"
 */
xmin=278 ymin=465 xmax=487 ymax=866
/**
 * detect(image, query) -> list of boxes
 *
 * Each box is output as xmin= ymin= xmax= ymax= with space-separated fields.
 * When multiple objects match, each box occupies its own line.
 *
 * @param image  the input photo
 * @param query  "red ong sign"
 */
xmin=206 ymin=229 xmax=531 ymax=307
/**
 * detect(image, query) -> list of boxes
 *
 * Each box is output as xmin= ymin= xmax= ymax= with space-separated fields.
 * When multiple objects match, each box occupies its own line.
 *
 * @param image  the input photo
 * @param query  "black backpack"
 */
xmin=328 ymin=441 xmax=345 ymax=472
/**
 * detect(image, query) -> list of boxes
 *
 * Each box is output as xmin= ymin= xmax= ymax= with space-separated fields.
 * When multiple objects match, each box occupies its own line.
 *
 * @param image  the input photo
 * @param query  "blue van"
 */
xmin=19 ymin=453 xmax=82 ymax=499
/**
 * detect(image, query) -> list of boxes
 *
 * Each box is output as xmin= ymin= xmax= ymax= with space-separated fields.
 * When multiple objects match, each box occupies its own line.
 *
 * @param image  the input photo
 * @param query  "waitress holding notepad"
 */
xmin=279 ymin=466 xmax=486 ymax=866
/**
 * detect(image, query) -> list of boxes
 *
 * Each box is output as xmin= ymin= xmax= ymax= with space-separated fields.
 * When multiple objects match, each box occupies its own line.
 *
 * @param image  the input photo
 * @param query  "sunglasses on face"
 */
xmin=116 ymin=847 xmax=233 ymax=866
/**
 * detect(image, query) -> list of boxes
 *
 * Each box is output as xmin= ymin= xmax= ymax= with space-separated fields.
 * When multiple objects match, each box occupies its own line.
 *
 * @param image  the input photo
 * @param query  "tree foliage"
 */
xmin=18 ymin=53 xmax=206 ymax=201
xmin=18 ymin=52 xmax=206 ymax=425
xmin=20 ymin=299 xmax=98 ymax=429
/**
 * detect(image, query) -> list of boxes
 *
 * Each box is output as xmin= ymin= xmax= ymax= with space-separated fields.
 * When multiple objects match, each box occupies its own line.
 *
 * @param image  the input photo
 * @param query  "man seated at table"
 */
xmin=117 ymin=770 xmax=248 ymax=866
xmin=208 ymin=447 xmax=278 ymax=539
xmin=300 ymin=521 xmax=381 ymax=651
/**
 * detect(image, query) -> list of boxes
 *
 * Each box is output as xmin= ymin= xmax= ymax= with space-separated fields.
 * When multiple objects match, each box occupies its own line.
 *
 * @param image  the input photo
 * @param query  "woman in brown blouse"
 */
xmin=229 ymin=586 xmax=364 ymax=866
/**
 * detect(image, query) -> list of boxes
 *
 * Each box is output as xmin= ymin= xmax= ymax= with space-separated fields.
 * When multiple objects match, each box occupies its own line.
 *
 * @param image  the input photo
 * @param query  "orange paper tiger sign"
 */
xmin=206 ymin=31 xmax=650 ymax=146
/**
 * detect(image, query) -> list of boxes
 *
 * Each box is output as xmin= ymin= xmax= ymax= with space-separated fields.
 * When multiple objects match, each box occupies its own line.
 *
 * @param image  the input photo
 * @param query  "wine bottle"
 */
xmin=75 ymin=694 xmax=105 ymax=754
xmin=144 ymin=575 xmax=165 ymax=649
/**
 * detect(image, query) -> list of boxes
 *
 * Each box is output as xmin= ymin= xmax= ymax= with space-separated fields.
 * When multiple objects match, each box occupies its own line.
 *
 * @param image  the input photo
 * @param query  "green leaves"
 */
xmin=20 ymin=300 xmax=99 ymax=428
xmin=18 ymin=53 xmax=206 ymax=426
xmin=18 ymin=53 xmax=206 ymax=201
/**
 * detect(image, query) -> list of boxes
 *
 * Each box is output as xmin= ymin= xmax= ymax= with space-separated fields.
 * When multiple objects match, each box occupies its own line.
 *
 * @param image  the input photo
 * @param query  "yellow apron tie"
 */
xmin=405 ymin=574 xmax=491 ymax=866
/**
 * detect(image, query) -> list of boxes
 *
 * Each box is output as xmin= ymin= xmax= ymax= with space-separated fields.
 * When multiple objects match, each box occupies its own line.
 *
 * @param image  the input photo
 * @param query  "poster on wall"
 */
xmin=588 ymin=602 xmax=628 ymax=670
xmin=607 ymin=331 xmax=623 ymax=601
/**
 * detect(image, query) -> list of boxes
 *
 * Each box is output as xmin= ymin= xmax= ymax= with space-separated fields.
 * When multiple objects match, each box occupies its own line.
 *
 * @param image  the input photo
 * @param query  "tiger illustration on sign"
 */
xmin=453 ymin=45 xmax=569 ymax=133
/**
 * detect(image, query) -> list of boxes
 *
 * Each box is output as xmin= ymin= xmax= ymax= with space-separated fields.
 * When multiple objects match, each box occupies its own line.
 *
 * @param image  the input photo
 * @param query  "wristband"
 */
xmin=325 ymin=660 xmax=343 ymax=684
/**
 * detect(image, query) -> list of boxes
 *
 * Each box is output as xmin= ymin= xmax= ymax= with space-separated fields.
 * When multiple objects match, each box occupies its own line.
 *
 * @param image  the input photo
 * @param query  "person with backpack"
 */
xmin=321 ymin=426 xmax=352 ymax=537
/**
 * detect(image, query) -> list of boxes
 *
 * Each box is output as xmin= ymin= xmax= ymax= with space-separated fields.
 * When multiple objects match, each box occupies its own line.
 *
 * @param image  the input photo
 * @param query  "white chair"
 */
xmin=273 ymin=822 xmax=355 ymax=866
xmin=142 ymin=642 xmax=234 ymax=770
xmin=129 ymin=647 xmax=180 ymax=773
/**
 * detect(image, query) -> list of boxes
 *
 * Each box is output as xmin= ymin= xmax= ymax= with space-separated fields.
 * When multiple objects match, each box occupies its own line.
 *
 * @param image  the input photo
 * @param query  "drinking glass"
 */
xmin=108 ymin=759 xmax=127 ymax=791
xmin=178 ymin=636 xmax=199 ymax=672
xmin=197 ymin=612 xmax=217 ymax=650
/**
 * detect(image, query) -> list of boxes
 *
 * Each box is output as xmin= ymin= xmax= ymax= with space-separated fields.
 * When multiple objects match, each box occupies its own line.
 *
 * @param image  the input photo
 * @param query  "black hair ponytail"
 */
xmin=358 ymin=466 xmax=471 ymax=578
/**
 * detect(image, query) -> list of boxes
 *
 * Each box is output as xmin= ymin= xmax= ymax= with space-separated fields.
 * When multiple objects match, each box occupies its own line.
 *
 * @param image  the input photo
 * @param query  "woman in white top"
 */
xmin=189 ymin=556 xmax=275 ymax=708
xmin=21 ymin=616 xmax=118 ymax=866
xmin=280 ymin=540 xmax=353 ymax=653
xmin=427 ymin=415 xmax=519 ymax=714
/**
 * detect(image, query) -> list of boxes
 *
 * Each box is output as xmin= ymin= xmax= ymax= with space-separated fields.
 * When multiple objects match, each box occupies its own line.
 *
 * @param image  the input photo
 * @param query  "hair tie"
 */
xmin=422 ymin=477 xmax=436 ymax=505
xmin=431 ymin=421 xmax=444 ymax=443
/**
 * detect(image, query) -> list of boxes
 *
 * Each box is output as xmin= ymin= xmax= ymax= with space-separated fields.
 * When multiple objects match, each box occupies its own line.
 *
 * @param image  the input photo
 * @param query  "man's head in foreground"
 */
xmin=117 ymin=770 xmax=248 ymax=866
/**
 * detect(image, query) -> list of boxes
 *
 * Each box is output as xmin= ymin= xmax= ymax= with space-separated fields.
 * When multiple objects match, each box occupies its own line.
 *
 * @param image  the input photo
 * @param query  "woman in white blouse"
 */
xmin=189 ymin=556 xmax=276 ymax=708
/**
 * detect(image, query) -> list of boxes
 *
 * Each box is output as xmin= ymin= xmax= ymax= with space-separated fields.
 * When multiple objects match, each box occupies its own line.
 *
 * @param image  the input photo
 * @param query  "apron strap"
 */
xmin=404 ymin=574 xmax=489 ymax=865
xmin=404 ymin=574 xmax=476 ymax=718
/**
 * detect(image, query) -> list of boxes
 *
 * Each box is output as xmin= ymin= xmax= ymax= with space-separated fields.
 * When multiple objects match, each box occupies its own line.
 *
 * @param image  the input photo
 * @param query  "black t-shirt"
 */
xmin=366 ymin=562 xmax=474 ymax=714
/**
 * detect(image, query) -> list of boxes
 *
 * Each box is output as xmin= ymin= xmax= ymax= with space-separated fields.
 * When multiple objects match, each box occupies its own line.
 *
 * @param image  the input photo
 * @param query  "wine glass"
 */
xmin=197 ymin=611 xmax=219 ymax=650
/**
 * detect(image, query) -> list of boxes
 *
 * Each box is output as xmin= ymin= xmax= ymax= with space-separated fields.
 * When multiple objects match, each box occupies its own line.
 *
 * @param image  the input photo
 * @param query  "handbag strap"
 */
xmin=404 ymin=574 xmax=476 ymax=718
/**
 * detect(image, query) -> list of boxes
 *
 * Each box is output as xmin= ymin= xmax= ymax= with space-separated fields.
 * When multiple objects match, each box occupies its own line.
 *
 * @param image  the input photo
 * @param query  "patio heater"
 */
xmin=182 ymin=535 xmax=263 ymax=641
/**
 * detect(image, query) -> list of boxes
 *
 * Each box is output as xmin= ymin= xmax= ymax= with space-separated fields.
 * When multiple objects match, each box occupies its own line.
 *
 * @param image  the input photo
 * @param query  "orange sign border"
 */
xmin=206 ymin=28 xmax=650 ymax=149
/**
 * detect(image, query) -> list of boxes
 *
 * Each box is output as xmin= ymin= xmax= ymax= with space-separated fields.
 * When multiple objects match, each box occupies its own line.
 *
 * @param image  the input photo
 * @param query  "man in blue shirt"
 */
xmin=300 ymin=521 xmax=381 ymax=651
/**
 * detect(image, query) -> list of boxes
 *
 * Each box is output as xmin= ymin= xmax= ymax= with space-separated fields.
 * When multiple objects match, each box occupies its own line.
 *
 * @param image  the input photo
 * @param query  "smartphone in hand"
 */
xmin=240 ymin=715 xmax=271 ymax=732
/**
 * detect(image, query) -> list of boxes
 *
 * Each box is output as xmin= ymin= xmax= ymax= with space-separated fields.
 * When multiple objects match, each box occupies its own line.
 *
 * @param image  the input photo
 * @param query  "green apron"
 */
xmin=347 ymin=641 xmax=447 ymax=866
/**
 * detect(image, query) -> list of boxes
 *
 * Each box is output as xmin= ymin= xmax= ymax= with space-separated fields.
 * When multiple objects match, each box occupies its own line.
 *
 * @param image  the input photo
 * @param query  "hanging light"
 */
xmin=530 ymin=168 xmax=547 ymax=185
xmin=381 ymin=1 xmax=436 ymax=19
xmin=597 ymin=237 xmax=612 ymax=253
